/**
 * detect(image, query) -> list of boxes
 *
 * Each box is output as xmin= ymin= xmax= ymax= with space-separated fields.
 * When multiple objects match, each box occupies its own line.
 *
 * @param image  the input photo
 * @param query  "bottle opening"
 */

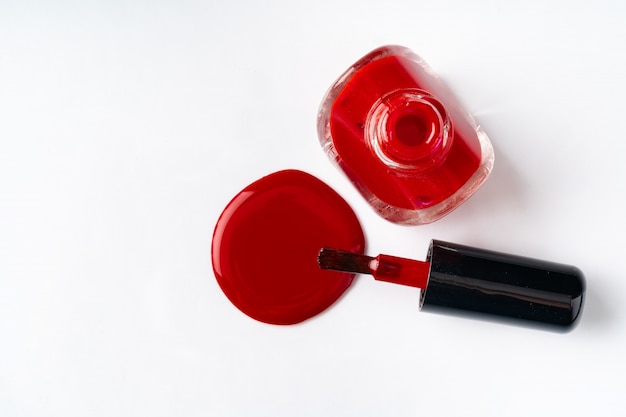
xmin=366 ymin=90 xmax=451 ymax=171
xmin=394 ymin=111 xmax=438 ymax=148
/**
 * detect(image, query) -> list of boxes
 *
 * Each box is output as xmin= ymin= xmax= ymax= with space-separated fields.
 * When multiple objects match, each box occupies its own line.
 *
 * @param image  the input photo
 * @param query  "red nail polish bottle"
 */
xmin=317 ymin=45 xmax=494 ymax=224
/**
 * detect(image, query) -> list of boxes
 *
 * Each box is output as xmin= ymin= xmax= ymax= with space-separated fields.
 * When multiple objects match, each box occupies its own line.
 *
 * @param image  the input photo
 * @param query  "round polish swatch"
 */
xmin=211 ymin=170 xmax=365 ymax=324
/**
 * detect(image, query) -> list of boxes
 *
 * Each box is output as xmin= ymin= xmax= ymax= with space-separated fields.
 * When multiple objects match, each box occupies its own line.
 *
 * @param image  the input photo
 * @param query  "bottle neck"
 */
xmin=366 ymin=89 xmax=452 ymax=172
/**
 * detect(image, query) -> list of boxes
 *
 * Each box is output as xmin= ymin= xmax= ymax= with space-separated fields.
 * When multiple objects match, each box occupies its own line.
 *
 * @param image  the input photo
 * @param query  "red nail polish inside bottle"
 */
xmin=318 ymin=45 xmax=494 ymax=224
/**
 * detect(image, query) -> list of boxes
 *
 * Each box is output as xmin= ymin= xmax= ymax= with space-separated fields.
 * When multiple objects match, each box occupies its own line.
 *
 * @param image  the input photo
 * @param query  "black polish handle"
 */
xmin=420 ymin=240 xmax=585 ymax=331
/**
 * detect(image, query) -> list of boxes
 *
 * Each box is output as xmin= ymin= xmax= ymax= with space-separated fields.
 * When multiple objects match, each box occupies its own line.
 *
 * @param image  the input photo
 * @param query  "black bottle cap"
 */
xmin=420 ymin=240 xmax=585 ymax=331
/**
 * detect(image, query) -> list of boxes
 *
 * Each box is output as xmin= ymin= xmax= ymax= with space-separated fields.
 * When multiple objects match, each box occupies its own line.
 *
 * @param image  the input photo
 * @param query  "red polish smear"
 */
xmin=322 ymin=46 xmax=486 ymax=213
xmin=212 ymin=170 xmax=365 ymax=325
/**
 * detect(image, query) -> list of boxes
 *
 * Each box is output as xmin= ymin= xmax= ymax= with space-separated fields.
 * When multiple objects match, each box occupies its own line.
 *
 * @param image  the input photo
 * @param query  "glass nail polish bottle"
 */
xmin=317 ymin=45 xmax=494 ymax=225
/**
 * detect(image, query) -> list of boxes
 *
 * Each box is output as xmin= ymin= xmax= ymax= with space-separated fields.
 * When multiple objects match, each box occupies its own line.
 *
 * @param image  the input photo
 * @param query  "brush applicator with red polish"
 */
xmin=318 ymin=248 xmax=430 ymax=289
xmin=318 ymin=241 xmax=585 ymax=331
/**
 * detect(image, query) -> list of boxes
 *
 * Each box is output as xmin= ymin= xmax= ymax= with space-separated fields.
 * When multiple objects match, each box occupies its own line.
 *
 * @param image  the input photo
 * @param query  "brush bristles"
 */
xmin=317 ymin=248 xmax=373 ymax=275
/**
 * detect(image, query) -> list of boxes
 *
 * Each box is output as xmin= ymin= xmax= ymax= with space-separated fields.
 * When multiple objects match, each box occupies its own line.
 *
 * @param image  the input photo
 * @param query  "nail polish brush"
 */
xmin=318 ymin=240 xmax=585 ymax=330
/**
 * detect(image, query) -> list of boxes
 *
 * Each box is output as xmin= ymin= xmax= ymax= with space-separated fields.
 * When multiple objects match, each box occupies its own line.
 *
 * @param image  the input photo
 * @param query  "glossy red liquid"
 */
xmin=327 ymin=49 xmax=482 ymax=210
xmin=212 ymin=170 xmax=365 ymax=325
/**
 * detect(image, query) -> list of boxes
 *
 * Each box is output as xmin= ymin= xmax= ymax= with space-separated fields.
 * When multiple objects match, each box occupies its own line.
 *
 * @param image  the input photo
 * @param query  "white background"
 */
xmin=1 ymin=1 xmax=625 ymax=416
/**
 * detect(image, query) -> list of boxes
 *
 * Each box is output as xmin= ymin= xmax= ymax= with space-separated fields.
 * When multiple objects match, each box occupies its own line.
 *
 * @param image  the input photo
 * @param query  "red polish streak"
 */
xmin=326 ymin=49 xmax=482 ymax=209
xmin=372 ymin=254 xmax=430 ymax=289
xmin=211 ymin=170 xmax=365 ymax=325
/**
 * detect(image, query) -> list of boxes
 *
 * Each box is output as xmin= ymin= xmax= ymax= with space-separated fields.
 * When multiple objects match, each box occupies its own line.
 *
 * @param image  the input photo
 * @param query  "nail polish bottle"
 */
xmin=317 ymin=45 xmax=494 ymax=225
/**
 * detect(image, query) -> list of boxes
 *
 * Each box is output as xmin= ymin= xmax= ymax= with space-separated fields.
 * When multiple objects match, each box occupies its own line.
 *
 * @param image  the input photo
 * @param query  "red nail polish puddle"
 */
xmin=212 ymin=170 xmax=365 ymax=324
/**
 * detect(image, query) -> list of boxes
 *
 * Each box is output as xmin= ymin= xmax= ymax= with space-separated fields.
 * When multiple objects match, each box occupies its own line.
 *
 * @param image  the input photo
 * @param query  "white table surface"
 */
xmin=1 ymin=1 xmax=625 ymax=416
